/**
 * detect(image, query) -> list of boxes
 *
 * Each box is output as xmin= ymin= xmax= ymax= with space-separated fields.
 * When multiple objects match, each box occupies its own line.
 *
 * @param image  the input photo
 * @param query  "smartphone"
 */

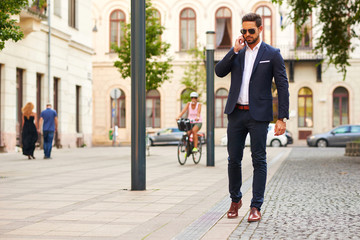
xmin=242 ymin=35 xmax=247 ymax=44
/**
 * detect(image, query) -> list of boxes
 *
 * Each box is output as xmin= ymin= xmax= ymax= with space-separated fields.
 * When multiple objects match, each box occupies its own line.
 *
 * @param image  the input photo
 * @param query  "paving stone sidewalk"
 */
xmin=229 ymin=147 xmax=360 ymax=240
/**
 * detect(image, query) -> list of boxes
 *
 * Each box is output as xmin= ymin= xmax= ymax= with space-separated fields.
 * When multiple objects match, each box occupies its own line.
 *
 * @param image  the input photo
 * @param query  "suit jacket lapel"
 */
xmin=251 ymin=42 xmax=266 ymax=76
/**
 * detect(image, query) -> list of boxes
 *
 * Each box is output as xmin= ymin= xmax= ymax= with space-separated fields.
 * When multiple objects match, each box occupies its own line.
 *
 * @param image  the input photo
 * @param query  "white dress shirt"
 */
xmin=237 ymin=41 xmax=262 ymax=105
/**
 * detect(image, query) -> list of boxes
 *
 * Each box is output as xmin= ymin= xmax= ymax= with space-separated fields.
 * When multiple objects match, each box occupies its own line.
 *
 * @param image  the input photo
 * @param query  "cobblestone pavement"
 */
xmin=230 ymin=147 xmax=360 ymax=240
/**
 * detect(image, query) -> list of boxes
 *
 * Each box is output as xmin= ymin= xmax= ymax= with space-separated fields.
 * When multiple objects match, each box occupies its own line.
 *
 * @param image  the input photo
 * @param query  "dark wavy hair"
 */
xmin=242 ymin=13 xmax=262 ymax=27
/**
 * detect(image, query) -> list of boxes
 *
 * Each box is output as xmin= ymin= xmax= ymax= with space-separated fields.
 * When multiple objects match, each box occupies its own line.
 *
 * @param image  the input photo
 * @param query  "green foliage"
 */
xmin=180 ymin=47 xmax=206 ymax=103
xmin=272 ymin=0 xmax=360 ymax=80
xmin=112 ymin=0 xmax=172 ymax=90
xmin=32 ymin=0 xmax=47 ymax=9
xmin=0 ymin=0 xmax=28 ymax=51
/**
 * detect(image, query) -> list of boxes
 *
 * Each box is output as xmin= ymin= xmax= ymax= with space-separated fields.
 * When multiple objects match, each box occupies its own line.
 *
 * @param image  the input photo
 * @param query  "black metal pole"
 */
xmin=131 ymin=0 xmax=146 ymax=190
xmin=206 ymin=48 xmax=215 ymax=167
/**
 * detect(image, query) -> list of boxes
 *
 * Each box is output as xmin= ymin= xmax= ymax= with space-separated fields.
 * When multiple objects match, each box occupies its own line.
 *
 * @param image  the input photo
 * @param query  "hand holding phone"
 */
xmin=234 ymin=35 xmax=246 ymax=53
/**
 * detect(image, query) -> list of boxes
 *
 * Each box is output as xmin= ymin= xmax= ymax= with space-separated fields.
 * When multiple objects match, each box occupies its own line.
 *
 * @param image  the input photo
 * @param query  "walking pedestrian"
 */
xmin=39 ymin=103 xmax=58 ymax=159
xmin=215 ymin=12 xmax=289 ymax=222
xmin=21 ymin=102 xmax=38 ymax=159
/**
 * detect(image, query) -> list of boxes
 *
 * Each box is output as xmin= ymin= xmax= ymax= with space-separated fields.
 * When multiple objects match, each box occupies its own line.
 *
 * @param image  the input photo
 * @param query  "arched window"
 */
xmin=180 ymin=88 xmax=194 ymax=117
xmin=110 ymin=89 xmax=126 ymax=128
xmin=296 ymin=15 xmax=312 ymax=48
xmin=149 ymin=8 xmax=161 ymax=41
xmin=149 ymin=8 xmax=160 ymax=23
xmin=215 ymin=7 xmax=232 ymax=48
xmin=110 ymin=10 xmax=126 ymax=50
xmin=180 ymin=8 xmax=196 ymax=51
xmin=146 ymin=90 xmax=160 ymax=128
xmin=215 ymin=88 xmax=228 ymax=128
xmin=255 ymin=6 xmax=272 ymax=45
xmin=333 ymin=87 xmax=349 ymax=126
xmin=298 ymin=87 xmax=313 ymax=127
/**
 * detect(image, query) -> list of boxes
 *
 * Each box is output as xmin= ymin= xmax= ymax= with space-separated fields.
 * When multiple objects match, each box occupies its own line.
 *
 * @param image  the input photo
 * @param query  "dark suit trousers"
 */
xmin=227 ymin=108 xmax=269 ymax=210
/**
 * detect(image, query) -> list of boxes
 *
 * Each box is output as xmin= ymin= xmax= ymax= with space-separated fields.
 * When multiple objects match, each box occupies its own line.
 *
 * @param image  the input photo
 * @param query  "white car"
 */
xmin=220 ymin=123 xmax=288 ymax=147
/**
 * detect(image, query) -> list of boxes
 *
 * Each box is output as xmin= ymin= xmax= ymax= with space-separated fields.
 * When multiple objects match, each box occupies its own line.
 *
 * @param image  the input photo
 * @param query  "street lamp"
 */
xmin=206 ymin=31 xmax=215 ymax=167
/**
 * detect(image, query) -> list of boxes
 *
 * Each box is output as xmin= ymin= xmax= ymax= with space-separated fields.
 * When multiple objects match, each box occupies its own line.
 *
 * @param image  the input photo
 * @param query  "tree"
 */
xmin=0 ymin=0 xmax=28 ymax=51
xmin=180 ymin=47 xmax=206 ymax=103
xmin=112 ymin=0 xmax=172 ymax=90
xmin=272 ymin=0 xmax=360 ymax=80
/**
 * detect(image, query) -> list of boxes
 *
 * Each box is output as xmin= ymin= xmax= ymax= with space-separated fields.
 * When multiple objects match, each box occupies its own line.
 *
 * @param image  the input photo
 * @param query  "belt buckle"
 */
xmin=236 ymin=104 xmax=249 ymax=110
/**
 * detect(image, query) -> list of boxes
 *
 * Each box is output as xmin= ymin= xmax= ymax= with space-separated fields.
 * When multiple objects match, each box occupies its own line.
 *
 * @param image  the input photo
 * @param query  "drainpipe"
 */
xmin=47 ymin=0 xmax=51 ymax=103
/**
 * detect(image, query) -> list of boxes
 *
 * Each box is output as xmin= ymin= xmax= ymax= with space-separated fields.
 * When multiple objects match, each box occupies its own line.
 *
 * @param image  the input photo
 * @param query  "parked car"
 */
xmin=307 ymin=124 xmax=360 ymax=147
xmin=220 ymin=123 xmax=288 ymax=147
xmin=285 ymin=130 xmax=293 ymax=145
xmin=149 ymin=127 xmax=205 ymax=146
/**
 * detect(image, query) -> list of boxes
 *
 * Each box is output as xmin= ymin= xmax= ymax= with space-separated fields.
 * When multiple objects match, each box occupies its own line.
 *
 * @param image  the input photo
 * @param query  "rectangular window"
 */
xmin=36 ymin=73 xmax=43 ymax=125
xmin=298 ymin=97 xmax=305 ymax=127
xmin=263 ymin=18 xmax=271 ymax=44
xmin=16 ymin=68 xmax=24 ymax=146
xmin=119 ymin=98 xmax=125 ymax=128
xmin=146 ymin=99 xmax=153 ymax=127
xmin=54 ymin=0 xmax=61 ymax=17
xmin=53 ymin=77 xmax=59 ymax=112
xmin=76 ymin=85 xmax=81 ymax=133
xmin=333 ymin=97 xmax=340 ymax=126
xmin=154 ymin=99 xmax=160 ymax=127
xmin=180 ymin=20 xmax=187 ymax=50
xmin=180 ymin=9 xmax=196 ymax=51
xmin=146 ymin=98 xmax=160 ymax=128
xmin=215 ymin=98 xmax=227 ymax=128
xmin=298 ymin=96 xmax=313 ymax=127
xmin=341 ymin=97 xmax=348 ymax=125
xmin=110 ymin=97 xmax=126 ymax=128
xmin=189 ymin=21 xmax=196 ymax=49
xmin=68 ymin=0 xmax=76 ymax=28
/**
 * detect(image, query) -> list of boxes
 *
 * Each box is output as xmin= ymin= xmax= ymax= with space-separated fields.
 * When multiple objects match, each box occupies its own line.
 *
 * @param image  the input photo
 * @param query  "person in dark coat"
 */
xmin=215 ymin=13 xmax=289 ymax=222
xmin=21 ymin=102 xmax=38 ymax=159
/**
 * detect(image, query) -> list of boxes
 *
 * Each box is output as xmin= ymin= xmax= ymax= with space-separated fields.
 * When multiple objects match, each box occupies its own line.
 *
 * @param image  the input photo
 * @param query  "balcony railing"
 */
xmin=214 ymin=45 xmax=323 ymax=62
xmin=276 ymin=45 xmax=323 ymax=61
xmin=26 ymin=0 xmax=47 ymax=19
xmin=18 ymin=0 xmax=47 ymax=37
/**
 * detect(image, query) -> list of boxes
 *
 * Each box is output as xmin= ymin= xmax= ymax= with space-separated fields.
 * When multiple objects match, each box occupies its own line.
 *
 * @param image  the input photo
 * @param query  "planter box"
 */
xmin=345 ymin=142 xmax=360 ymax=157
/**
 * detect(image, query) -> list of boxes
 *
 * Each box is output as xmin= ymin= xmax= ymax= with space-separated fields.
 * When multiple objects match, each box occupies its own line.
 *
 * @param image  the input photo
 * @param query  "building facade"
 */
xmin=92 ymin=0 xmax=360 ymax=146
xmin=0 ymin=0 xmax=93 ymax=152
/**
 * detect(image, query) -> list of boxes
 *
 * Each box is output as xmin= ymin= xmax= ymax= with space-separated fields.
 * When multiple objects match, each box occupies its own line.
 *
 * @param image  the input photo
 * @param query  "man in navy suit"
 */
xmin=215 ymin=13 xmax=289 ymax=222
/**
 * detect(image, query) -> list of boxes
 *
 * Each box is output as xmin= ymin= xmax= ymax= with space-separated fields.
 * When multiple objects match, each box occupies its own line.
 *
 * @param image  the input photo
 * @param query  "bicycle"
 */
xmin=176 ymin=118 xmax=203 ymax=165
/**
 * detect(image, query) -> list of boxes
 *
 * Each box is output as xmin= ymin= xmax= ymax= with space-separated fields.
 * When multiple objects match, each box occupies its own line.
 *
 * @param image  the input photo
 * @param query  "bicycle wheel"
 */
xmin=177 ymin=138 xmax=188 ymax=165
xmin=192 ymin=136 xmax=202 ymax=164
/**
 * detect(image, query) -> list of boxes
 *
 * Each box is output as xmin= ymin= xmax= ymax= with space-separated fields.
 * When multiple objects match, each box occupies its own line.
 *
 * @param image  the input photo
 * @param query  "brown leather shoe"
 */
xmin=227 ymin=200 xmax=242 ymax=218
xmin=248 ymin=207 xmax=261 ymax=222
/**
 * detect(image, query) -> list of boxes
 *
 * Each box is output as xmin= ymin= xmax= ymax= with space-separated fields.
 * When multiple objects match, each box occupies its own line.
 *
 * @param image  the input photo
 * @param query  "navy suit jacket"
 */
xmin=215 ymin=42 xmax=289 ymax=122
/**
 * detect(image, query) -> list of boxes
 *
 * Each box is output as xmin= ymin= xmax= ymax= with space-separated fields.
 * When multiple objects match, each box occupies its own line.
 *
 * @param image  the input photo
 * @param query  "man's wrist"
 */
xmin=278 ymin=118 xmax=288 ymax=123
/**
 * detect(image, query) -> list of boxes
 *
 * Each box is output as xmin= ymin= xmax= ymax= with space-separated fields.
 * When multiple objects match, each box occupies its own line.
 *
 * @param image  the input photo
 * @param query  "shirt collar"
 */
xmin=246 ymin=40 xmax=262 ymax=51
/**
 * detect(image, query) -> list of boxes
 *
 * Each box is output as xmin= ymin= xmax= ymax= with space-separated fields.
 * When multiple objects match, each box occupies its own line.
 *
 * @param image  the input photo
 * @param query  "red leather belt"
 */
xmin=235 ymin=104 xmax=249 ymax=110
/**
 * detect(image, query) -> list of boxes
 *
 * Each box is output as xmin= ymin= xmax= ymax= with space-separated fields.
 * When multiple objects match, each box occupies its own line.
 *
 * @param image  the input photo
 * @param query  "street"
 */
xmin=0 ymin=146 xmax=359 ymax=239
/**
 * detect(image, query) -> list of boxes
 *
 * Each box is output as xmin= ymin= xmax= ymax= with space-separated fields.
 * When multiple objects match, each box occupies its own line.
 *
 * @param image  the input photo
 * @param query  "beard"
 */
xmin=246 ymin=35 xmax=260 ymax=45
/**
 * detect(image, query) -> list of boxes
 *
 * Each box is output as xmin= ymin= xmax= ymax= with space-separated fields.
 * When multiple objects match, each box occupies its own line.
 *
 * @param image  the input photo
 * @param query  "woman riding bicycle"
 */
xmin=176 ymin=92 xmax=202 ymax=152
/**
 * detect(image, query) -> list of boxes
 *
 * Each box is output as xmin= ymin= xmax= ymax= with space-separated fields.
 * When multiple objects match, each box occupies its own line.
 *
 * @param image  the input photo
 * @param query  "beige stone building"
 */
xmin=0 ymin=0 xmax=93 ymax=152
xmin=92 ymin=0 xmax=360 ymax=146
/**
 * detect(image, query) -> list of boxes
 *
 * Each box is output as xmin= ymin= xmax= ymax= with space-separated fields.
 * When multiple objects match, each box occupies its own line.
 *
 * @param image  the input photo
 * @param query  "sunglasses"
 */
xmin=191 ymin=97 xmax=198 ymax=99
xmin=240 ymin=28 xmax=256 ymax=35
